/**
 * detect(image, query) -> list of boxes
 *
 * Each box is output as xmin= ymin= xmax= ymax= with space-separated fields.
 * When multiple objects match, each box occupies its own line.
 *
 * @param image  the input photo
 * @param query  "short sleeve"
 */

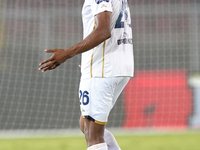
xmin=90 ymin=0 xmax=113 ymax=16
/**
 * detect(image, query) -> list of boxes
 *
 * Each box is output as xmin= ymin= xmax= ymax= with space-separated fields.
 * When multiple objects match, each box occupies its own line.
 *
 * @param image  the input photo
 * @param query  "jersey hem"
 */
xmin=81 ymin=74 xmax=134 ymax=79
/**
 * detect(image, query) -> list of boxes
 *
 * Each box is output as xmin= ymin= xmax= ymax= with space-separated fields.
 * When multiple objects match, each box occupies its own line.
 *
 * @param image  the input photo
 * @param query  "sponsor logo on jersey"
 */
xmin=95 ymin=0 xmax=110 ymax=4
xmin=117 ymin=38 xmax=133 ymax=45
xmin=123 ymin=32 xmax=129 ymax=38
xmin=101 ymin=4 xmax=107 ymax=8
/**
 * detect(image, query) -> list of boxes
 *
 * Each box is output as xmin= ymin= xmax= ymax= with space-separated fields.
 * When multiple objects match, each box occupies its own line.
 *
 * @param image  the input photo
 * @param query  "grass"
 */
xmin=0 ymin=132 xmax=200 ymax=150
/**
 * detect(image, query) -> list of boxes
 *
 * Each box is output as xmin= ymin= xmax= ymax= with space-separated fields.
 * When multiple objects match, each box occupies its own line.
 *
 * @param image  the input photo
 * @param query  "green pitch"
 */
xmin=0 ymin=132 xmax=200 ymax=150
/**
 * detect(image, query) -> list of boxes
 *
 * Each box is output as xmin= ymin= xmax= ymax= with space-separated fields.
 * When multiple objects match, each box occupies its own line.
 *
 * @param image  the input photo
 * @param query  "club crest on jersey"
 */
xmin=95 ymin=0 xmax=110 ymax=4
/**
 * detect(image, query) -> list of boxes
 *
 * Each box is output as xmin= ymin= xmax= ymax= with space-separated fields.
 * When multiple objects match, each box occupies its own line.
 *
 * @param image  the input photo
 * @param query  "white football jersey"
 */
xmin=81 ymin=0 xmax=134 ymax=79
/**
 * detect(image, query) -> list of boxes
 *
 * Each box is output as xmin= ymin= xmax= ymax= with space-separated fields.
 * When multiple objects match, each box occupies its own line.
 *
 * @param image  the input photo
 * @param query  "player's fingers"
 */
xmin=39 ymin=57 xmax=54 ymax=66
xmin=39 ymin=64 xmax=49 ymax=71
xmin=51 ymin=64 xmax=59 ymax=69
xmin=45 ymin=49 xmax=56 ymax=53
xmin=42 ymin=67 xmax=51 ymax=72
xmin=42 ymin=63 xmax=59 ymax=72
xmin=39 ymin=61 xmax=55 ymax=71
xmin=39 ymin=60 xmax=59 ymax=72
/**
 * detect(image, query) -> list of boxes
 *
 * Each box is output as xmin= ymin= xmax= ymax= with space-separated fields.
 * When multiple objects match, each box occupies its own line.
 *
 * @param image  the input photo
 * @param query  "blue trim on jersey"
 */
xmin=95 ymin=0 xmax=110 ymax=4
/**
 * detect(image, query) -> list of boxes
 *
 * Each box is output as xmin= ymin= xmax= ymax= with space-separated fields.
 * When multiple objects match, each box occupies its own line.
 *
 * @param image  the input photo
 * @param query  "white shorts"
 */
xmin=79 ymin=77 xmax=130 ymax=125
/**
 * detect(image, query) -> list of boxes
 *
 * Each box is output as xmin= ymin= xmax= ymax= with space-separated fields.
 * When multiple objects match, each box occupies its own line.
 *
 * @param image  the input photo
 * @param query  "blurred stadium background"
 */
xmin=0 ymin=0 xmax=200 ymax=141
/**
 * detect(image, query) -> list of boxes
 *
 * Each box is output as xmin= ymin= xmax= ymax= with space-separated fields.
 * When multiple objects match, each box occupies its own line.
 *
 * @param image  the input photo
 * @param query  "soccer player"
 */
xmin=39 ymin=0 xmax=133 ymax=150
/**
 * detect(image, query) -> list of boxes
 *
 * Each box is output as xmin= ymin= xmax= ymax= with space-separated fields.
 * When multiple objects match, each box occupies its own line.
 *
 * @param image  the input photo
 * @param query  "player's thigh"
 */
xmin=112 ymin=77 xmax=130 ymax=108
xmin=79 ymin=77 xmax=118 ymax=124
xmin=79 ymin=115 xmax=84 ymax=133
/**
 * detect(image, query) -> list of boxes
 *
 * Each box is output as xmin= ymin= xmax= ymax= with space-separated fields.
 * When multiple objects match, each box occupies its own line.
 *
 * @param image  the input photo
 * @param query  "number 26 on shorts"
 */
xmin=79 ymin=90 xmax=89 ymax=105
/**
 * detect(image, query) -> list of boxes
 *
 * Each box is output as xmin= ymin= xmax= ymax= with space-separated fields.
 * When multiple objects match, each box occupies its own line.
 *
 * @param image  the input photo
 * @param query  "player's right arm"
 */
xmin=39 ymin=11 xmax=112 ymax=73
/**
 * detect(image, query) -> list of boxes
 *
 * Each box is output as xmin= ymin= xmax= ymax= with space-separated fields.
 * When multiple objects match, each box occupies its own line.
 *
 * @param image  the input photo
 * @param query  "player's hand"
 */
xmin=39 ymin=49 xmax=70 ymax=72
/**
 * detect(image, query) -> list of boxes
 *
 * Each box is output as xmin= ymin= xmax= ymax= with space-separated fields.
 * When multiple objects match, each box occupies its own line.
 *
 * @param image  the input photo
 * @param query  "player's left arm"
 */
xmin=39 ymin=11 xmax=111 ymax=72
